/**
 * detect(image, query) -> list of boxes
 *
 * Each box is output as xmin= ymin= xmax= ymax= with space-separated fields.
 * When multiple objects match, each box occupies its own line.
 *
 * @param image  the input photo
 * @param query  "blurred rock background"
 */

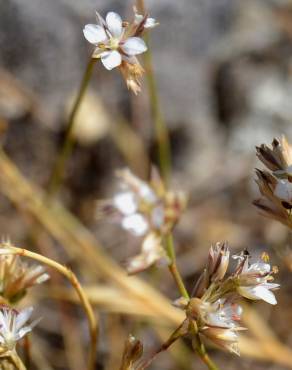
xmin=1 ymin=0 xmax=292 ymax=369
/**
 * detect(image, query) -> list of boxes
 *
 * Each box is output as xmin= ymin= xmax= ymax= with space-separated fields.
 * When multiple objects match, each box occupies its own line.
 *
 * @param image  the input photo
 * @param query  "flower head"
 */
xmin=83 ymin=9 xmax=157 ymax=93
xmin=174 ymin=243 xmax=279 ymax=356
xmin=0 ymin=241 xmax=49 ymax=303
xmin=0 ymin=306 xmax=39 ymax=355
xmin=119 ymin=334 xmax=143 ymax=370
xmin=98 ymin=167 xmax=186 ymax=273
xmin=184 ymin=296 xmax=243 ymax=355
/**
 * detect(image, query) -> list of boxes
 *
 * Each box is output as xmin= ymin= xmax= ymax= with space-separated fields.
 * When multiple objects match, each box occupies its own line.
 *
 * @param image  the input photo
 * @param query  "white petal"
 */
xmin=16 ymin=307 xmax=33 ymax=331
xmin=134 ymin=14 xmax=158 ymax=29
xmin=121 ymin=37 xmax=147 ymax=56
xmin=274 ymin=180 xmax=292 ymax=202
xmin=122 ymin=214 xmax=148 ymax=236
xmin=134 ymin=14 xmax=144 ymax=24
xmin=144 ymin=18 xmax=158 ymax=29
xmin=101 ymin=50 xmax=122 ymax=70
xmin=151 ymin=206 xmax=165 ymax=229
xmin=36 ymin=273 xmax=50 ymax=284
xmin=106 ymin=12 xmax=123 ymax=38
xmin=139 ymin=184 xmax=157 ymax=203
xmin=113 ymin=192 xmax=138 ymax=215
xmin=83 ymin=24 xmax=107 ymax=44
xmin=254 ymin=286 xmax=277 ymax=305
xmin=142 ymin=233 xmax=161 ymax=253
xmin=238 ymin=286 xmax=277 ymax=305
xmin=248 ymin=262 xmax=270 ymax=274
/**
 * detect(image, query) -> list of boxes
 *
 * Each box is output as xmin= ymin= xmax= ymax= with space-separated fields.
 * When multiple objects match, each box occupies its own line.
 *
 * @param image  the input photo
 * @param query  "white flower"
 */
xmin=0 ymin=306 xmax=39 ymax=353
xmin=83 ymin=11 xmax=147 ymax=70
xmin=274 ymin=179 xmax=292 ymax=203
xmin=235 ymin=256 xmax=279 ymax=305
xmin=109 ymin=169 xmax=162 ymax=237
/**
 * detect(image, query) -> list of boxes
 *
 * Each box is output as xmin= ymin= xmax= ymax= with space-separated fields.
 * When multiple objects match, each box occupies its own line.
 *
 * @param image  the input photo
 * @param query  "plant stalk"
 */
xmin=48 ymin=58 xmax=96 ymax=197
xmin=10 ymin=352 xmax=27 ymax=370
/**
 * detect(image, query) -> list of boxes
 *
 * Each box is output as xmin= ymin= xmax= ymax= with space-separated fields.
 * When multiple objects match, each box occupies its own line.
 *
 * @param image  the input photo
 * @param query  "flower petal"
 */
xmin=122 ymin=37 xmax=147 ymax=56
xmin=16 ymin=307 xmax=33 ymax=331
xmin=106 ymin=12 xmax=123 ymax=38
xmin=83 ymin=24 xmax=107 ymax=44
xmin=101 ymin=50 xmax=122 ymax=70
xmin=113 ymin=192 xmax=138 ymax=215
xmin=238 ymin=285 xmax=277 ymax=305
xmin=122 ymin=214 xmax=148 ymax=236
xmin=274 ymin=179 xmax=292 ymax=202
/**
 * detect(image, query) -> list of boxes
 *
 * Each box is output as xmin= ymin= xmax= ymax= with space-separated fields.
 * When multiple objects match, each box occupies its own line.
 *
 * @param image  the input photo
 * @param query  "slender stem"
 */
xmin=10 ymin=351 xmax=27 ymax=370
xmin=137 ymin=321 xmax=186 ymax=370
xmin=144 ymin=37 xmax=171 ymax=184
xmin=136 ymin=1 xmax=171 ymax=184
xmin=47 ymin=58 xmax=97 ymax=197
xmin=0 ymin=244 xmax=98 ymax=370
xmin=190 ymin=322 xmax=219 ymax=370
xmin=165 ymin=234 xmax=189 ymax=299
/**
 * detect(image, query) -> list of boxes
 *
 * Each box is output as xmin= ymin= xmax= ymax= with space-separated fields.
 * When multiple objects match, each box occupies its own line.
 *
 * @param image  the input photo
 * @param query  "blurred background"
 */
xmin=1 ymin=0 xmax=292 ymax=369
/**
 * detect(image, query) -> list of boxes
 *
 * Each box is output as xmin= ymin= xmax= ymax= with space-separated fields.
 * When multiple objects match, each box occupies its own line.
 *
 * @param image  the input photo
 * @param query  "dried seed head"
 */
xmin=119 ymin=334 xmax=143 ymax=370
xmin=256 ymin=136 xmax=292 ymax=176
xmin=0 ymin=241 xmax=49 ymax=303
xmin=119 ymin=60 xmax=144 ymax=95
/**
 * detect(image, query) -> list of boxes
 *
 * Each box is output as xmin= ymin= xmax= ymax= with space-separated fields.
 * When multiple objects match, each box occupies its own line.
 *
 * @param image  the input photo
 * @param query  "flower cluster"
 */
xmin=0 ymin=241 xmax=47 ymax=359
xmin=0 ymin=240 xmax=49 ymax=303
xmin=254 ymin=136 xmax=292 ymax=228
xmin=0 ymin=306 xmax=39 ymax=356
xmin=175 ymin=242 xmax=279 ymax=355
xmin=83 ymin=8 xmax=158 ymax=94
xmin=98 ymin=168 xmax=186 ymax=274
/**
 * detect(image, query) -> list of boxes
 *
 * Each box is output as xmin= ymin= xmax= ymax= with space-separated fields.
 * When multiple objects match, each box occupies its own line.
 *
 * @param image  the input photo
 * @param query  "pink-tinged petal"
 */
xmin=122 ymin=214 xmax=148 ymax=236
xmin=83 ymin=24 xmax=107 ymax=44
xmin=101 ymin=50 xmax=122 ymax=70
xmin=122 ymin=37 xmax=147 ymax=56
xmin=106 ymin=12 xmax=123 ymax=38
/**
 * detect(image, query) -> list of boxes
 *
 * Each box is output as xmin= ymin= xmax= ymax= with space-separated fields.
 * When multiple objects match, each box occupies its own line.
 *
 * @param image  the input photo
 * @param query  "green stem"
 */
xmin=165 ymin=234 xmax=189 ymax=299
xmin=47 ymin=58 xmax=97 ymax=197
xmin=144 ymin=38 xmax=171 ymax=185
xmin=190 ymin=322 xmax=219 ymax=370
xmin=136 ymin=2 xmax=218 ymax=369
